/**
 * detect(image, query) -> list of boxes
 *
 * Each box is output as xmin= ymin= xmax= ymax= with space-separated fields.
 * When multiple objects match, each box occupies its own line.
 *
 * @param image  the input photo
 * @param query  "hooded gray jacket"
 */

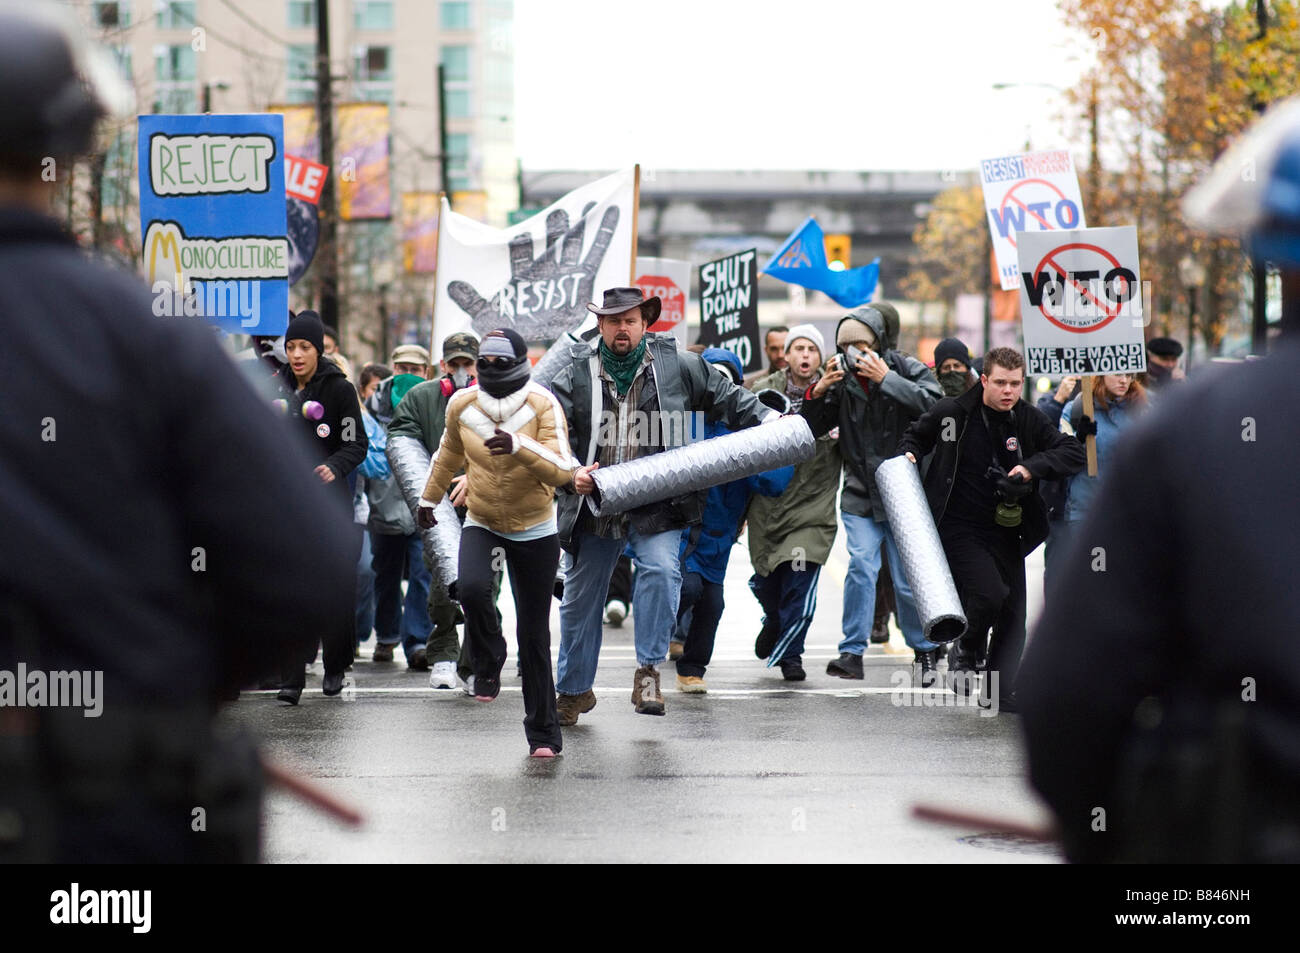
xmin=801 ymin=306 xmax=941 ymax=520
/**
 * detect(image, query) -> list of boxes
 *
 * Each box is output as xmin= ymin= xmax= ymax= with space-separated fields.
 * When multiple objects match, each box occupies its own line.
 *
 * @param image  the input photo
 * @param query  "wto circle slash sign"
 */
xmin=1021 ymin=242 xmax=1137 ymax=333
xmin=993 ymin=179 xmax=1082 ymax=248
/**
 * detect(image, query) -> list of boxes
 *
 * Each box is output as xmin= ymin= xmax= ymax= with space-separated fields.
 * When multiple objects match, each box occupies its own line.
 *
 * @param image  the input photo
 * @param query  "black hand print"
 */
xmin=447 ymin=202 xmax=620 ymax=341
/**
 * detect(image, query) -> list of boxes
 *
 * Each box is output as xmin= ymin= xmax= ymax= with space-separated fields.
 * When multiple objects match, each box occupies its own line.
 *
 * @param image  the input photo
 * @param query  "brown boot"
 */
xmin=556 ymin=689 xmax=597 ymax=727
xmin=632 ymin=665 xmax=665 ymax=716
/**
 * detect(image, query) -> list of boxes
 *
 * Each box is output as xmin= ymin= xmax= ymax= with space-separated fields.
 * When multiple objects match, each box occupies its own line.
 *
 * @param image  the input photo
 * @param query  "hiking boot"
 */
xmin=406 ymin=646 xmax=429 ymax=670
xmin=373 ymin=642 xmax=396 ymax=662
xmin=754 ymin=617 xmax=779 ymax=659
xmin=779 ymin=657 xmax=807 ymax=681
xmin=915 ymin=649 xmax=939 ymax=688
xmin=826 ymin=652 xmax=864 ymax=679
xmin=676 ymin=674 xmax=707 ymax=693
xmin=870 ymin=621 xmax=891 ymax=644
xmin=668 ymin=640 xmax=685 ymax=661
xmin=632 ymin=665 xmax=665 ymax=715
xmin=556 ymin=689 xmax=597 ymax=726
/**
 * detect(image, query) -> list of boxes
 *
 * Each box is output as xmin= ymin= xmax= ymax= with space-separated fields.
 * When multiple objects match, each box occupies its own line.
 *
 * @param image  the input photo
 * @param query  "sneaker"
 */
xmin=604 ymin=599 xmax=627 ymax=627
xmin=406 ymin=646 xmax=429 ymax=671
xmin=779 ymin=657 xmax=806 ymax=681
xmin=668 ymin=640 xmax=684 ymax=661
xmin=459 ymin=674 xmax=476 ymax=696
xmin=373 ymin=642 xmax=396 ymax=663
xmin=429 ymin=661 xmax=457 ymax=689
xmin=826 ymin=652 xmax=864 ymax=679
xmin=529 ymin=746 xmax=558 ymax=758
xmin=915 ymin=649 xmax=939 ymax=688
xmin=474 ymin=675 xmax=500 ymax=702
xmin=754 ymin=618 xmax=779 ymax=659
xmin=632 ymin=665 xmax=665 ymax=716
xmin=676 ymin=674 xmax=707 ymax=693
xmin=556 ymin=689 xmax=597 ymax=726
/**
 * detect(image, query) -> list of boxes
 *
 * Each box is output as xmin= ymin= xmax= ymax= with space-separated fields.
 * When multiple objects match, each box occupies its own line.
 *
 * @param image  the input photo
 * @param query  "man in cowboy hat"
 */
xmin=547 ymin=287 xmax=779 ymax=722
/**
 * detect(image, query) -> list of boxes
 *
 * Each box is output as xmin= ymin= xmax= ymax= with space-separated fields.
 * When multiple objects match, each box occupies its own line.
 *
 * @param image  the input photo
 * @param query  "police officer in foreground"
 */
xmin=0 ymin=8 xmax=354 ymax=861
xmin=1019 ymin=97 xmax=1300 ymax=862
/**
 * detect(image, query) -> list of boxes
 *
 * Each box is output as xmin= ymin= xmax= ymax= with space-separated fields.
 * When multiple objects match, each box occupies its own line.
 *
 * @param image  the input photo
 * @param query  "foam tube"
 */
xmin=386 ymin=434 xmax=459 ymax=597
xmin=588 ymin=415 xmax=815 ymax=517
xmin=873 ymin=455 xmax=967 ymax=643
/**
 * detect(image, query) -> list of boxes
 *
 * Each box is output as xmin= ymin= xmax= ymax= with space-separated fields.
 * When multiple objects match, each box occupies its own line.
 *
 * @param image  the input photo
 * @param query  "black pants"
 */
xmin=459 ymin=527 xmax=562 ymax=751
xmin=675 ymin=571 xmax=725 ymax=678
xmin=873 ymin=545 xmax=897 ymax=630
xmin=283 ymin=523 xmax=362 ymax=689
xmin=606 ymin=553 xmax=634 ymax=605
xmin=941 ymin=523 xmax=1025 ymax=701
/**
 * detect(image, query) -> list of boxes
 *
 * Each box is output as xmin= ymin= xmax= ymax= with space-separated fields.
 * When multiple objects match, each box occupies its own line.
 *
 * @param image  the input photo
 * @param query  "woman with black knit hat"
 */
xmin=417 ymin=328 xmax=579 ymax=757
xmin=275 ymin=310 xmax=368 ymax=703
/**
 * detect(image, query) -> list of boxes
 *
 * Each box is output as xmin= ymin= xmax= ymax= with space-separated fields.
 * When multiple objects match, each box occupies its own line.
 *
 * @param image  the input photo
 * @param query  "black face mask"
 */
xmin=939 ymin=370 xmax=970 ymax=397
xmin=476 ymin=357 xmax=530 ymax=398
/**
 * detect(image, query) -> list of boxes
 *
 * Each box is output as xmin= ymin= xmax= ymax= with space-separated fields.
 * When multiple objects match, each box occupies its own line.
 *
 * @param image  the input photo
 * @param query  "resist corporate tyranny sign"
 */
xmin=139 ymin=113 xmax=289 ymax=335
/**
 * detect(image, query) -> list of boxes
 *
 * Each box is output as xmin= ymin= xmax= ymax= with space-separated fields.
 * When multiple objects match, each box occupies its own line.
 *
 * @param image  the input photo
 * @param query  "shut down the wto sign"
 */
xmin=448 ymin=203 xmax=619 ymax=341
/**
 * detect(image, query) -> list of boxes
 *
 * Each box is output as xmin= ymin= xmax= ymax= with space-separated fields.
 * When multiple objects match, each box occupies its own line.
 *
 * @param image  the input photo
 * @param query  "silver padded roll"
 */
xmin=588 ymin=415 xmax=815 ymax=517
xmin=386 ymin=433 xmax=459 ymax=597
xmin=873 ymin=455 xmax=967 ymax=643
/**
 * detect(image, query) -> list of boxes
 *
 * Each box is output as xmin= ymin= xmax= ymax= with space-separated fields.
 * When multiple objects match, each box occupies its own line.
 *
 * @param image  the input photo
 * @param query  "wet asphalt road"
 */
xmin=224 ymin=534 xmax=1061 ymax=863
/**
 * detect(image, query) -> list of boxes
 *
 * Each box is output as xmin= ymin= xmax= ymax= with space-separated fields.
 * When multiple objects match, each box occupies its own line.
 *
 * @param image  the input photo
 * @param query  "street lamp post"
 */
xmin=1179 ymin=254 xmax=1207 ymax=370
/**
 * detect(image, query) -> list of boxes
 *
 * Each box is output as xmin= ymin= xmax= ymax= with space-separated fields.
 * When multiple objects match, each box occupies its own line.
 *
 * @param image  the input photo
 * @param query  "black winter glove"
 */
xmin=1075 ymin=414 xmax=1098 ymax=440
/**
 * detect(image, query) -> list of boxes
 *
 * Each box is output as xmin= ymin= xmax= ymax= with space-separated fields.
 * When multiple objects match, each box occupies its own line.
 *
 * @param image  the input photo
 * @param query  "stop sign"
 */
xmin=636 ymin=274 xmax=685 ymax=332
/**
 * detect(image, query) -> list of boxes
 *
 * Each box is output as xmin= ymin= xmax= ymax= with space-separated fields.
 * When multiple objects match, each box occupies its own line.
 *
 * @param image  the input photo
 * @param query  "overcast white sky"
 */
xmin=514 ymin=0 xmax=1095 ymax=172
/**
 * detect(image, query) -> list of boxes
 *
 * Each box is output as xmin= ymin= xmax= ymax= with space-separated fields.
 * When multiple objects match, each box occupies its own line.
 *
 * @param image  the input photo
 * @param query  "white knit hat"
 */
xmin=784 ymin=323 xmax=825 ymax=356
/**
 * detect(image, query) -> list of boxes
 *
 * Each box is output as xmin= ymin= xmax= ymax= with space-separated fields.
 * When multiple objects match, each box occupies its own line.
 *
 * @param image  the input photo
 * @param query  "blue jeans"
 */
xmin=371 ymin=531 xmax=434 ymax=655
xmin=355 ymin=529 xmax=376 ymax=646
xmin=557 ymin=527 xmax=683 ymax=694
xmin=839 ymin=512 xmax=936 ymax=653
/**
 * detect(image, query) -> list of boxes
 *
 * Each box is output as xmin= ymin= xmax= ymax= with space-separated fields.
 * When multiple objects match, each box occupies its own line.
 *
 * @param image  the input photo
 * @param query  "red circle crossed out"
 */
xmin=1032 ymin=242 xmax=1129 ymax=334
xmin=1000 ymin=178 xmax=1070 ymax=248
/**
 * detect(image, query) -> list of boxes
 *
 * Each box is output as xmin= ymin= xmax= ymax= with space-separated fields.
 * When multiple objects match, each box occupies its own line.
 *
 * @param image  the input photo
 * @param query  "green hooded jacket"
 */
xmin=744 ymin=367 xmax=841 ymax=576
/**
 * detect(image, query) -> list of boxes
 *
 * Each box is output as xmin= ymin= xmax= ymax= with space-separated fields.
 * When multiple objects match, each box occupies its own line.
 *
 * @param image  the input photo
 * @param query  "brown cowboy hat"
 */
xmin=586 ymin=286 xmax=662 ymax=323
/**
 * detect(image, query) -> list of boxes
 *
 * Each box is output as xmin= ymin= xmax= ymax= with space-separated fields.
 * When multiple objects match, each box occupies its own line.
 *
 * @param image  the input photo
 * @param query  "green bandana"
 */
xmin=389 ymin=373 xmax=423 ymax=409
xmin=599 ymin=337 xmax=647 ymax=396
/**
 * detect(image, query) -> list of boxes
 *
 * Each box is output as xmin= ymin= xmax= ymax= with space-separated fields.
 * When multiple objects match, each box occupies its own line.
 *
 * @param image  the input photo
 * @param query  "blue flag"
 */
xmin=762 ymin=217 xmax=879 ymax=308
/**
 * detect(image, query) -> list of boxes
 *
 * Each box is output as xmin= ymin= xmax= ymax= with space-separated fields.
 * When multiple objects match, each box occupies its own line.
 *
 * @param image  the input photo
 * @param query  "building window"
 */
xmin=354 ymin=1 xmax=394 ymax=31
xmin=94 ymin=1 xmax=128 ymax=28
xmin=156 ymin=1 xmax=196 ymax=30
xmin=354 ymin=45 xmax=393 ymax=82
xmin=441 ymin=45 xmax=470 ymax=82
xmin=155 ymin=44 xmax=197 ymax=82
xmin=440 ymin=1 xmax=471 ymax=30
xmin=445 ymin=88 xmax=470 ymax=119
xmin=153 ymin=86 xmax=197 ymax=114
xmin=287 ymin=43 xmax=316 ymax=102
xmin=287 ymin=0 xmax=316 ymax=29
xmin=446 ymin=133 xmax=470 ymax=161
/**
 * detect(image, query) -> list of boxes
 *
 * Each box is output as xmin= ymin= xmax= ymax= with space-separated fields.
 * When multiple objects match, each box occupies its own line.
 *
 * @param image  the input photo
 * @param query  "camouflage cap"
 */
xmin=441 ymin=331 xmax=479 ymax=362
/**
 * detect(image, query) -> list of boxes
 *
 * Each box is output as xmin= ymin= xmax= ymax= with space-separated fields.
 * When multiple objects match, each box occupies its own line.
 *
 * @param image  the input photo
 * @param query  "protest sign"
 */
xmin=1015 ymin=226 xmax=1146 ymax=376
xmin=697 ymin=249 xmax=760 ymax=373
xmin=980 ymin=149 xmax=1087 ymax=291
xmin=432 ymin=168 xmax=636 ymax=354
xmin=635 ymin=257 xmax=691 ymax=344
xmin=139 ymin=113 xmax=288 ymax=334
xmin=285 ymin=154 xmax=325 ymax=286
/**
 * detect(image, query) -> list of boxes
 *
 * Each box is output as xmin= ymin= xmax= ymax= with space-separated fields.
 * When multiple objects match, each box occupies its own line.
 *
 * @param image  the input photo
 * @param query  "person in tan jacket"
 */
xmin=417 ymin=329 xmax=578 ymax=757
